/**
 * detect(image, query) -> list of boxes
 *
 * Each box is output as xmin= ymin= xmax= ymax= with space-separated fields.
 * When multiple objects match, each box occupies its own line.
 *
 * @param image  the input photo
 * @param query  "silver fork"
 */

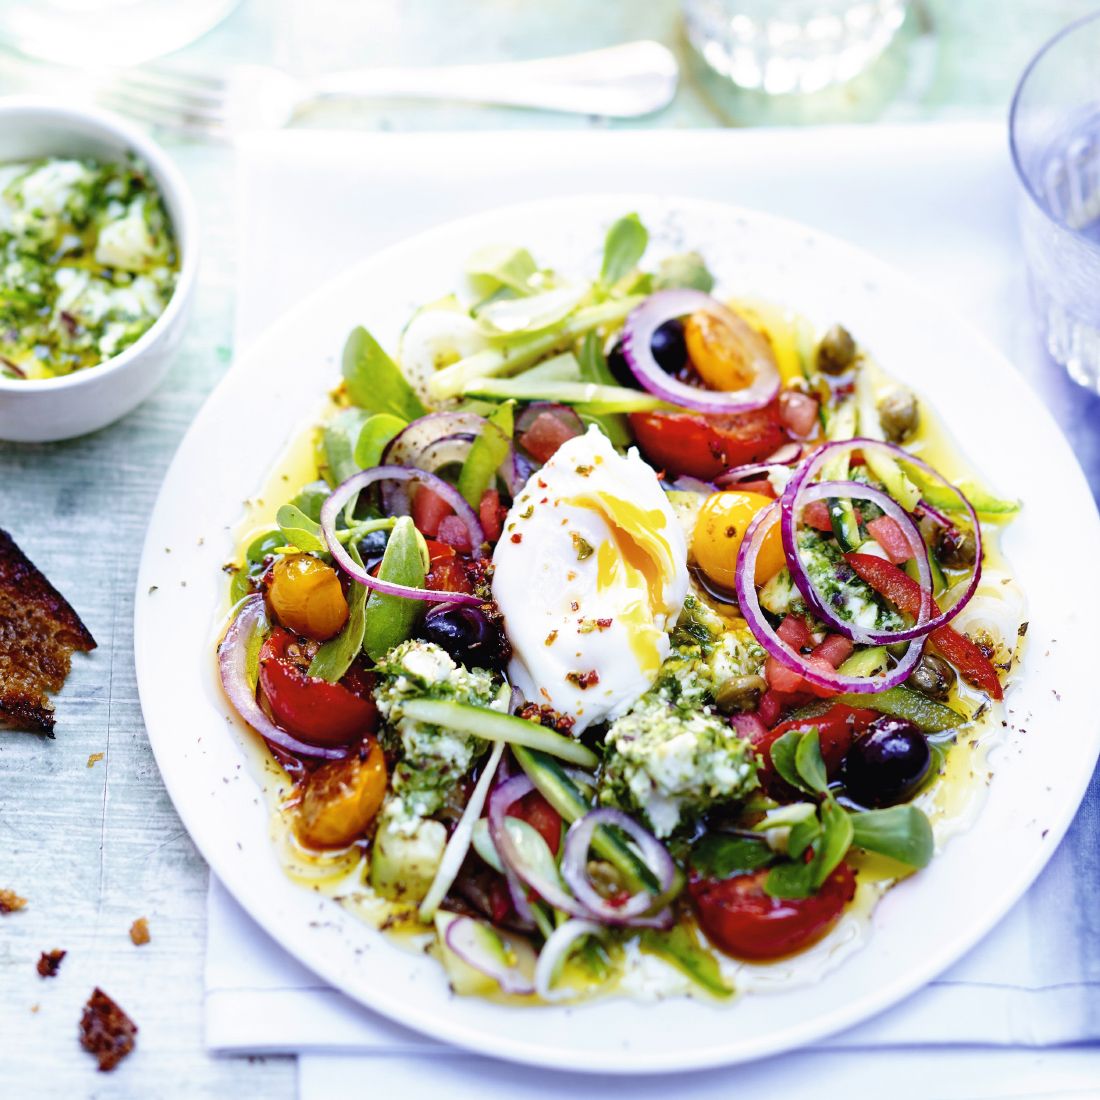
xmin=94 ymin=41 xmax=679 ymax=138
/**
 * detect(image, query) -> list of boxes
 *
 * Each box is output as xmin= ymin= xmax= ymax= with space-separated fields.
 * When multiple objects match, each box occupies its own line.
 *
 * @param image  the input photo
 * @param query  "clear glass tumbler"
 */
xmin=1011 ymin=13 xmax=1100 ymax=392
xmin=682 ymin=0 xmax=910 ymax=95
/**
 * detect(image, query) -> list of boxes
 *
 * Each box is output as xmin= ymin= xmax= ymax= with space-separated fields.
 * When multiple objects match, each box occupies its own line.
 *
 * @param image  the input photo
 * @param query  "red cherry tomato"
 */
xmin=508 ymin=790 xmax=563 ymax=856
xmin=423 ymin=540 xmax=473 ymax=595
xmin=411 ymin=486 xmax=454 ymax=537
xmin=629 ymin=404 xmax=787 ymax=479
xmin=690 ymin=863 xmax=857 ymax=961
xmin=257 ymin=628 xmax=378 ymax=746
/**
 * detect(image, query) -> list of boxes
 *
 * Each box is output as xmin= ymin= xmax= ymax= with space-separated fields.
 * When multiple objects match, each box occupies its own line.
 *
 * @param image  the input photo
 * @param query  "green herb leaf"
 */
xmin=290 ymin=481 xmax=332 ymax=524
xmin=457 ymin=400 xmax=514 ymax=507
xmin=342 ymin=326 xmax=426 ymax=420
xmin=764 ymin=858 xmax=816 ymax=899
xmin=577 ymin=332 xmax=631 ymax=447
xmin=814 ymin=798 xmax=854 ymax=888
xmin=786 ymin=818 xmax=820 ymax=861
xmin=362 ymin=516 xmax=427 ymax=662
xmin=769 ymin=729 xmax=806 ymax=793
xmin=245 ymin=530 xmax=282 ymax=565
xmin=354 ymin=413 xmax=407 ymax=470
xmin=322 ymin=407 xmax=368 ymax=488
xmin=276 ymin=504 xmax=327 ymax=555
xmin=794 ymin=729 xmax=829 ymax=794
xmin=638 ymin=924 xmax=734 ymax=999
xmin=848 ymin=804 xmax=934 ymax=868
xmin=228 ymin=568 xmax=251 ymax=605
xmin=652 ymin=251 xmax=714 ymax=293
xmin=466 ymin=244 xmax=538 ymax=296
xmin=309 ymin=542 xmax=369 ymax=682
xmin=600 ymin=213 xmax=648 ymax=288
xmin=690 ymin=833 xmax=775 ymax=879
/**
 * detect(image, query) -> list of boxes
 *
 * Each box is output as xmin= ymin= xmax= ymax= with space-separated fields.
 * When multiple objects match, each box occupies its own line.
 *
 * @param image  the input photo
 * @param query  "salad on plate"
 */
xmin=216 ymin=213 xmax=1024 ymax=1004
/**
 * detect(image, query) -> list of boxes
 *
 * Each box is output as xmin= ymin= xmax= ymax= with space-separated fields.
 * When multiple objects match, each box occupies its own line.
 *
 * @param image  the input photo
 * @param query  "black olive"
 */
xmin=423 ymin=605 xmax=507 ymax=670
xmin=607 ymin=318 xmax=687 ymax=387
xmin=936 ymin=526 xmax=977 ymax=569
xmin=815 ymin=324 xmax=857 ymax=375
xmin=841 ymin=717 xmax=931 ymax=808
xmin=907 ymin=653 xmax=957 ymax=702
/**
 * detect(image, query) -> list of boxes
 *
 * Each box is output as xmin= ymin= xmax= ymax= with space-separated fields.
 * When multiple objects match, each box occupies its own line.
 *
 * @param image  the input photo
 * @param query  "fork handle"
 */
xmin=306 ymin=41 xmax=678 ymax=119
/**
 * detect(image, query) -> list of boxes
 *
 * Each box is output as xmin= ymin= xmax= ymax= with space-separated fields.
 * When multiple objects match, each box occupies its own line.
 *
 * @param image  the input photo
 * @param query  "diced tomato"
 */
xmin=813 ymin=633 xmax=854 ymax=668
xmin=629 ymin=404 xmax=788 ymax=480
xmin=437 ymin=514 xmax=472 ymax=553
xmin=802 ymin=499 xmax=834 ymax=532
xmin=777 ymin=390 xmax=820 ymax=438
xmin=478 ymin=488 xmax=508 ymax=544
xmin=423 ymin=540 xmax=473 ymax=595
xmin=520 ymin=411 xmax=579 ymax=464
xmin=765 ymin=654 xmax=840 ymax=699
xmin=411 ymin=486 xmax=453 ymax=537
xmin=690 ymin=863 xmax=857 ymax=961
xmin=776 ymin=614 xmax=813 ymax=651
xmin=758 ymin=689 xmax=785 ymax=727
xmin=257 ymin=628 xmax=378 ymax=746
xmin=508 ymin=790 xmax=563 ymax=856
xmin=866 ymin=515 xmax=913 ymax=564
xmin=754 ymin=702 xmax=880 ymax=784
xmin=844 ymin=552 xmax=1003 ymax=699
xmin=488 ymin=876 xmax=514 ymax=924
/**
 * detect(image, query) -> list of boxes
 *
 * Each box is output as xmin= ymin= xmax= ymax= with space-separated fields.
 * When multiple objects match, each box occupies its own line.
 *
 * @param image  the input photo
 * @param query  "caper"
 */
xmin=715 ymin=674 xmax=768 ymax=714
xmin=935 ymin=525 xmax=977 ymax=568
xmin=907 ymin=653 xmax=957 ymax=702
xmin=815 ymin=323 xmax=857 ymax=375
xmin=878 ymin=388 xmax=920 ymax=443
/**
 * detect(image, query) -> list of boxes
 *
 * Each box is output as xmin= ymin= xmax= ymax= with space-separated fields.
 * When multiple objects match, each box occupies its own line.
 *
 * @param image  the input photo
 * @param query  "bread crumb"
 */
xmin=129 ymin=918 xmax=150 ymax=946
xmin=0 ymin=888 xmax=27 ymax=914
xmin=80 ymin=988 xmax=137 ymax=1071
xmin=87 ymin=752 xmax=104 ymax=768
xmin=37 ymin=949 xmax=66 ymax=977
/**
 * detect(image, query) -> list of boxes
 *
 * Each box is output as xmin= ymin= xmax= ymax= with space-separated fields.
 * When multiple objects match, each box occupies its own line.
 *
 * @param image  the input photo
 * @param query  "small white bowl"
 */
xmin=0 ymin=96 xmax=198 ymax=443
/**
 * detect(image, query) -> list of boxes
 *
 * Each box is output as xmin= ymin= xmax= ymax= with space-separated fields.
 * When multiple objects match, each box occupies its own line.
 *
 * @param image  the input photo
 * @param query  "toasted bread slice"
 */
xmin=0 ymin=529 xmax=96 ymax=734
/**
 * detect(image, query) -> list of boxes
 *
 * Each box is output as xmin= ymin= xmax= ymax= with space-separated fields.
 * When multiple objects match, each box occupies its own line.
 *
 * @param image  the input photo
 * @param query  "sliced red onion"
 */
xmin=443 ymin=915 xmax=536 ymax=995
xmin=560 ymin=809 xmax=676 ymax=927
xmin=514 ymin=402 xmax=585 ymax=438
xmin=715 ymin=464 xmax=784 ymax=488
xmin=664 ymin=475 xmax=718 ymax=495
xmin=781 ymin=438 xmax=981 ymax=639
xmin=781 ymin=479 xmax=935 ymax=645
xmin=217 ymin=595 xmax=348 ymax=760
xmin=534 ymin=919 xmax=602 ymax=1002
xmin=915 ymin=498 xmax=957 ymax=534
xmin=502 ymin=447 xmax=535 ymax=497
xmin=321 ymin=466 xmax=483 ymax=605
xmin=621 ymin=289 xmax=780 ymax=413
xmin=382 ymin=411 xmax=488 ymax=467
xmin=489 ymin=776 xmax=591 ymax=919
xmin=735 ymin=502 xmax=925 ymax=694
xmin=765 ymin=442 xmax=804 ymax=465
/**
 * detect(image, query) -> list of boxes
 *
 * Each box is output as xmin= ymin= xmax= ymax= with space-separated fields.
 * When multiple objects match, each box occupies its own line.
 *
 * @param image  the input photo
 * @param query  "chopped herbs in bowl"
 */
xmin=0 ymin=154 xmax=179 ymax=381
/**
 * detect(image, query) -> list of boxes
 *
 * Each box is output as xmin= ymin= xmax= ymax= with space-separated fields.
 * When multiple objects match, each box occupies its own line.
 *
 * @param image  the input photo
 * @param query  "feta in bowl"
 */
xmin=0 ymin=97 xmax=197 ymax=442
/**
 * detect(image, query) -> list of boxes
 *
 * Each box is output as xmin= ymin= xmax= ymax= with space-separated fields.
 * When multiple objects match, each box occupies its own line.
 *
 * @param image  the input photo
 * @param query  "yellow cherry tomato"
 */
xmin=268 ymin=553 xmax=349 ymax=641
xmin=684 ymin=309 xmax=777 ymax=393
xmin=297 ymin=739 xmax=388 ymax=849
xmin=693 ymin=491 xmax=785 ymax=590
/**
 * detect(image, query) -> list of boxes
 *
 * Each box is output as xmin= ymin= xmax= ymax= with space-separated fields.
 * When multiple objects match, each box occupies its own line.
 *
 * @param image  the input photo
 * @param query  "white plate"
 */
xmin=134 ymin=195 xmax=1100 ymax=1072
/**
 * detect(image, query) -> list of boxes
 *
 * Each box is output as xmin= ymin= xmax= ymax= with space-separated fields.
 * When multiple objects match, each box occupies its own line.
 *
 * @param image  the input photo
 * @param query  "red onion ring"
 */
xmin=488 ymin=775 xmax=591 ymax=919
xmin=621 ymin=289 xmax=780 ymax=413
xmin=560 ymin=809 xmax=676 ymax=927
xmin=534 ymin=918 xmax=602 ymax=1001
xmin=443 ymin=916 xmax=535 ymax=995
xmin=781 ymin=438 xmax=981 ymax=639
xmin=781 ymin=479 xmax=936 ymax=645
xmin=735 ymin=503 xmax=926 ymax=694
xmin=321 ymin=466 xmax=484 ymax=605
xmin=217 ymin=595 xmax=348 ymax=760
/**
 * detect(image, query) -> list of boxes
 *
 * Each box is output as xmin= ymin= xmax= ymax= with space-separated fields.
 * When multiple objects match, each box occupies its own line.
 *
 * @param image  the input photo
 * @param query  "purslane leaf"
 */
xmin=342 ymin=325 xmax=426 ymax=421
xmin=600 ymin=213 xmax=648 ymax=288
xmin=308 ymin=542 xmax=370 ymax=683
xmin=848 ymin=804 xmax=934 ymax=868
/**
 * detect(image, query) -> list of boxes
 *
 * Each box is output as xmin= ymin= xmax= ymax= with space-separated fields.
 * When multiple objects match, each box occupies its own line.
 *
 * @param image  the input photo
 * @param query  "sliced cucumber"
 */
xmin=836 ymin=646 xmax=889 ymax=678
xmin=462 ymin=377 xmax=664 ymax=413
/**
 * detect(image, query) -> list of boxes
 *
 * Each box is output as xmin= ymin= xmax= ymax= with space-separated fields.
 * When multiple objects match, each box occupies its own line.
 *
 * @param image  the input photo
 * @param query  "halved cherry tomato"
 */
xmin=693 ymin=490 xmax=782 ymax=589
xmin=844 ymin=552 xmax=1003 ymax=699
xmin=753 ymin=702 xmax=880 ymax=784
xmin=258 ymin=628 xmax=378 ymax=746
xmin=411 ymin=485 xmax=453 ymax=537
xmin=865 ymin=515 xmax=913 ymax=564
xmin=297 ymin=739 xmax=388 ymax=849
xmin=268 ymin=554 xmax=348 ymax=641
xmin=479 ymin=488 xmax=508 ymax=544
xmin=423 ymin=540 xmax=473 ymax=595
xmin=508 ymin=789 xmax=563 ymax=856
xmin=520 ymin=411 xmax=579 ymax=463
xmin=629 ymin=404 xmax=787 ymax=480
xmin=690 ymin=862 xmax=857 ymax=961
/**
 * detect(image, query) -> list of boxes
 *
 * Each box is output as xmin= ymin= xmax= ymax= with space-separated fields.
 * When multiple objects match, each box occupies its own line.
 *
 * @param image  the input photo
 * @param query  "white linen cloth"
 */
xmin=208 ymin=125 xmax=1100 ymax=1098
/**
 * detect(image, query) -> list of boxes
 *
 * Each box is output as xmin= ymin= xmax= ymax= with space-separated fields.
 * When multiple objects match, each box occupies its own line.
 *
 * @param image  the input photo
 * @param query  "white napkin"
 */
xmin=208 ymin=125 xmax=1100 ymax=1095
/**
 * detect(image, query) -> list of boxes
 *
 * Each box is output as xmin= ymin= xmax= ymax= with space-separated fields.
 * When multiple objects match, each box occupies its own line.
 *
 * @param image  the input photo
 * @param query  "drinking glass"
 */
xmin=1010 ymin=13 xmax=1100 ymax=392
xmin=682 ymin=0 xmax=910 ymax=95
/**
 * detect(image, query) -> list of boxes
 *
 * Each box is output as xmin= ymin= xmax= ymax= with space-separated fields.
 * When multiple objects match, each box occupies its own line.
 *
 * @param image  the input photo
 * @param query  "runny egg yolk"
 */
xmin=693 ymin=490 xmax=784 ymax=591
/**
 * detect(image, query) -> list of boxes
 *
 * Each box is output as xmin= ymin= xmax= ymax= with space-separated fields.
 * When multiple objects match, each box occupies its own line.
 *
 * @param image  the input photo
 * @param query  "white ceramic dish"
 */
xmin=0 ymin=96 xmax=198 ymax=443
xmin=134 ymin=196 xmax=1100 ymax=1072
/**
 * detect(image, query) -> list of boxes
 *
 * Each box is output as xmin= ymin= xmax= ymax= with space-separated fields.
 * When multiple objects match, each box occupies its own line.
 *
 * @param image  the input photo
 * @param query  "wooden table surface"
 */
xmin=1 ymin=2 xmax=1096 ymax=1096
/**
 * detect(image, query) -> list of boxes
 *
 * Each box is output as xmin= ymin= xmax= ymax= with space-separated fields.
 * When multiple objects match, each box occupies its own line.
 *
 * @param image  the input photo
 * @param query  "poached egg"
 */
xmin=491 ymin=426 xmax=689 ymax=732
